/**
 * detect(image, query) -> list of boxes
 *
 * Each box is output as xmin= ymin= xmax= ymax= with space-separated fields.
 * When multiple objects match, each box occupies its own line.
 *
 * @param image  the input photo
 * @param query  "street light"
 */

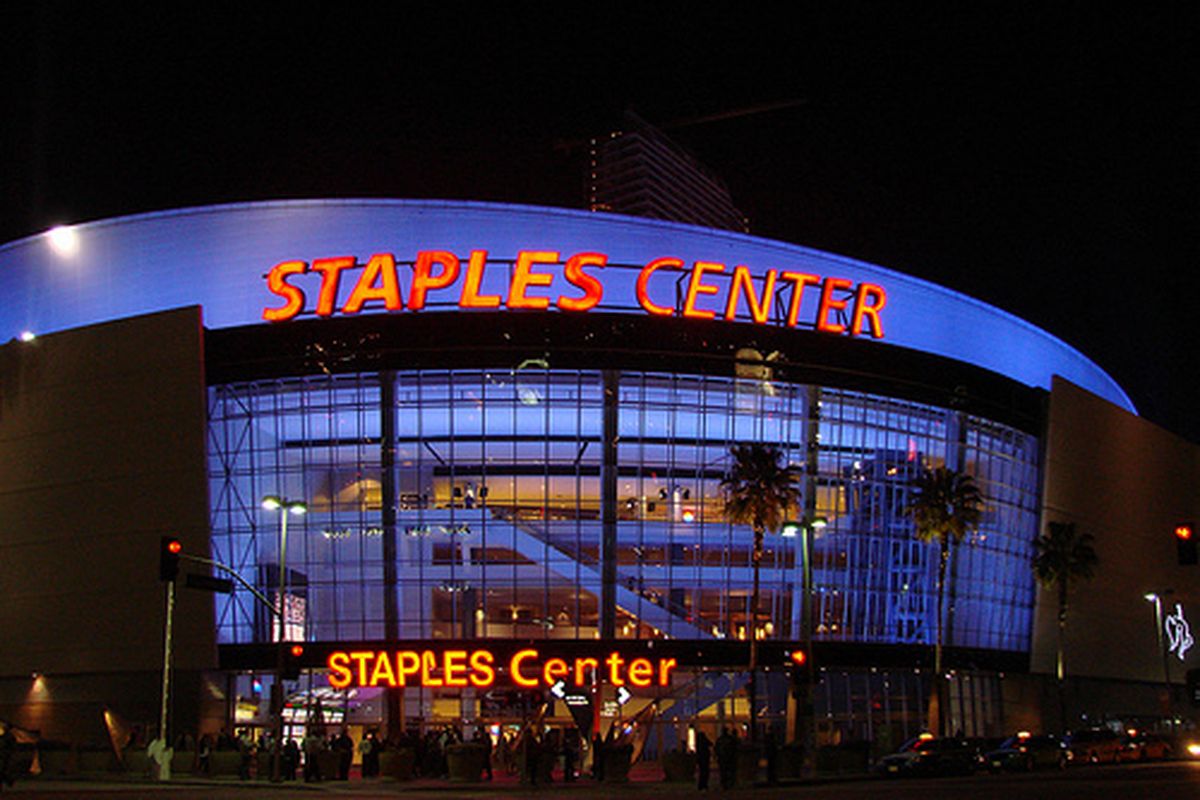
xmin=785 ymin=516 xmax=826 ymax=766
xmin=783 ymin=516 xmax=826 ymax=676
xmin=262 ymin=494 xmax=306 ymax=781
xmin=262 ymin=496 xmax=307 ymax=643
xmin=795 ymin=517 xmax=825 ymax=661
xmin=1144 ymin=590 xmax=1174 ymax=726
xmin=781 ymin=516 xmax=826 ymax=537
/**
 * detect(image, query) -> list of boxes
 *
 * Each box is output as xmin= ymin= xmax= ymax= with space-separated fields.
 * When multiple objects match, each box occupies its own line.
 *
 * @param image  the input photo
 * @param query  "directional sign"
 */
xmin=185 ymin=573 xmax=234 ymax=594
xmin=551 ymin=680 xmax=567 ymax=700
xmin=617 ymin=686 xmax=633 ymax=706
xmin=565 ymin=693 xmax=593 ymax=733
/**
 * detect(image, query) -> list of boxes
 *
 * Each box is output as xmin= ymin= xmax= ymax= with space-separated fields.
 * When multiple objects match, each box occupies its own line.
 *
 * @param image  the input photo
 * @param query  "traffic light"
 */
xmin=788 ymin=649 xmax=811 ymax=689
xmin=282 ymin=643 xmax=304 ymax=680
xmin=159 ymin=536 xmax=182 ymax=582
xmin=1176 ymin=523 xmax=1196 ymax=566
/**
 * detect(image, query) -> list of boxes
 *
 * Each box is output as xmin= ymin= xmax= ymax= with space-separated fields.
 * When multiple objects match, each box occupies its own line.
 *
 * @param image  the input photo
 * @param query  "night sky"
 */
xmin=3 ymin=4 xmax=1195 ymax=440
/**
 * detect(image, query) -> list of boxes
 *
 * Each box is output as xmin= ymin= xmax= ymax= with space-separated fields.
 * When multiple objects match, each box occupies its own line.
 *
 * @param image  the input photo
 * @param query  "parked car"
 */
xmin=966 ymin=736 xmax=1006 ymax=765
xmin=1119 ymin=731 xmax=1173 ymax=762
xmin=985 ymin=733 xmax=1067 ymax=772
xmin=1180 ymin=736 xmax=1200 ymax=760
xmin=1064 ymin=728 xmax=1122 ymax=764
xmin=877 ymin=735 xmax=980 ymax=777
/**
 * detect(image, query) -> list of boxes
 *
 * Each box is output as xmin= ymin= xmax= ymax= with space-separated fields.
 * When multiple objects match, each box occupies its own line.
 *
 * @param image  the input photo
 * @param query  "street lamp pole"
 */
xmin=783 ymin=515 xmax=824 ymax=770
xmin=262 ymin=495 xmax=306 ymax=781
xmin=801 ymin=518 xmax=823 ymax=765
xmin=1145 ymin=591 xmax=1174 ymax=726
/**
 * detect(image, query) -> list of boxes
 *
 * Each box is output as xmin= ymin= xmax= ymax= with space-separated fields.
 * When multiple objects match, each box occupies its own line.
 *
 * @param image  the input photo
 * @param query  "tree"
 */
xmin=905 ymin=466 xmax=982 ymax=734
xmin=1032 ymin=520 xmax=1098 ymax=730
xmin=721 ymin=442 xmax=801 ymax=741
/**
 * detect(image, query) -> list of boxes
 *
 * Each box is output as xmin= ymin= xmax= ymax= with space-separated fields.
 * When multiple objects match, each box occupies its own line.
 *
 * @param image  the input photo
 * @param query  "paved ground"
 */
xmin=3 ymin=761 xmax=1200 ymax=799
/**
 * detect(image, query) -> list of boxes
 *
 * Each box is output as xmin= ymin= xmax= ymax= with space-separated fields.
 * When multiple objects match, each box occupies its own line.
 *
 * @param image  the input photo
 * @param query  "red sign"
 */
xmin=326 ymin=647 xmax=678 ymax=690
xmin=263 ymin=250 xmax=887 ymax=338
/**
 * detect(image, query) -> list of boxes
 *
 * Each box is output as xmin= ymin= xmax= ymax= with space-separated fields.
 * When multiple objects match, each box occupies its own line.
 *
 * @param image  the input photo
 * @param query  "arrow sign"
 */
xmin=617 ymin=686 xmax=632 ymax=706
xmin=550 ymin=680 xmax=567 ymax=700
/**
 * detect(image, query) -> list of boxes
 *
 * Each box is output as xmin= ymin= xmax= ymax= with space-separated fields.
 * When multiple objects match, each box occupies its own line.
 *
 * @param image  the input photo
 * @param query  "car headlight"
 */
xmin=1186 ymin=743 xmax=1200 ymax=757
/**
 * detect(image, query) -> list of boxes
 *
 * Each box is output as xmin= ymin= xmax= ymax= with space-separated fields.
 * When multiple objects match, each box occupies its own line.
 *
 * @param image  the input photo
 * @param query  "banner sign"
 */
xmin=326 ymin=647 xmax=677 ymax=690
xmin=263 ymin=250 xmax=887 ymax=338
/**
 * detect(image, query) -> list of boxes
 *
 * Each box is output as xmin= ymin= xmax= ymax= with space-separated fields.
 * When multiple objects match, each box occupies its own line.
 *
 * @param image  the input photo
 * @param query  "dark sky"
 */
xmin=3 ymin=4 xmax=1196 ymax=440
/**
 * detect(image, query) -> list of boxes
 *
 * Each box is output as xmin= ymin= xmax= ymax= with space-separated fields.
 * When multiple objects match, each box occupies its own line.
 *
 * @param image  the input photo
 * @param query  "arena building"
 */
xmin=0 ymin=200 xmax=1195 ymax=754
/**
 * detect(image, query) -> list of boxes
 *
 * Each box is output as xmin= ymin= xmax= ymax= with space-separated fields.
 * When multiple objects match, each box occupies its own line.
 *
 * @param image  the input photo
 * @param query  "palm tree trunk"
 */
xmin=931 ymin=540 xmax=950 ymax=735
xmin=749 ymin=526 xmax=763 ymax=742
xmin=1057 ymin=581 xmax=1068 ymax=731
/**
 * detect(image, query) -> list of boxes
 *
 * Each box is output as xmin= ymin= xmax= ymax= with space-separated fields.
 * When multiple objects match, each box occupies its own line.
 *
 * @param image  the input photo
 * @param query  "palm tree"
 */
xmin=905 ymin=466 xmax=982 ymax=734
xmin=1033 ymin=521 xmax=1098 ymax=730
xmin=721 ymin=442 xmax=801 ymax=741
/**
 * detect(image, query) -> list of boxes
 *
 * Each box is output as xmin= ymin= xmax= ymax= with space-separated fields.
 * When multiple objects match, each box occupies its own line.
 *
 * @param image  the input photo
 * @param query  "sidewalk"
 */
xmin=7 ymin=764 xmax=873 ymax=797
xmin=9 ymin=761 xmax=690 ymax=793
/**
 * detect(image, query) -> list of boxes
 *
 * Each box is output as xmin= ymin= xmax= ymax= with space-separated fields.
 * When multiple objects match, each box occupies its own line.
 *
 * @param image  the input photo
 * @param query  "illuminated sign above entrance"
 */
xmin=326 ymin=647 xmax=678 ymax=690
xmin=262 ymin=249 xmax=888 ymax=338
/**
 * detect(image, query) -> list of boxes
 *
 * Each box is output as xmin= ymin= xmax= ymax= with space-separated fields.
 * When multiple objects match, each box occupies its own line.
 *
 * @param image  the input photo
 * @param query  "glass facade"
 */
xmin=208 ymin=367 xmax=1039 ymax=655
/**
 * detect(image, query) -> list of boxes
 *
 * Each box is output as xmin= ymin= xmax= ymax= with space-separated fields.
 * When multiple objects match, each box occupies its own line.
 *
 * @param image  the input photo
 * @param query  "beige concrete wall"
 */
xmin=0 ymin=307 xmax=215 ymax=740
xmin=1033 ymin=377 xmax=1200 ymax=689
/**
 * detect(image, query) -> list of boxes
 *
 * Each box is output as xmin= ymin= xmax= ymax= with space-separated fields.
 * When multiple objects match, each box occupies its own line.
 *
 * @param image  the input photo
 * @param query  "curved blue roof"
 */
xmin=0 ymin=199 xmax=1134 ymax=412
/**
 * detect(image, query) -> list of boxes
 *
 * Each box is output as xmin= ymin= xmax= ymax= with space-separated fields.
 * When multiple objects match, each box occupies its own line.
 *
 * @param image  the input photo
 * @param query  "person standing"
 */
xmin=520 ymin=728 xmax=541 ymax=785
xmin=359 ymin=730 xmax=379 ymax=778
xmin=236 ymin=729 xmax=253 ymax=780
xmin=562 ymin=730 xmax=579 ymax=782
xmin=472 ymin=727 xmax=493 ymax=781
xmin=283 ymin=738 xmax=300 ymax=780
xmin=197 ymin=734 xmax=213 ymax=775
xmin=0 ymin=720 xmax=16 ymax=789
xmin=591 ymin=731 xmax=605 ymax=781
xmin=695 ymin=730 xmax=711 ymax=790
xmin=302 ymin=730 xmax=324 ymax=782
xmin=258 ymin=731 xmax=275 ymax=780
xmin=334 ymin=729 xmax=353 ymax=780
xmin=715 ymin=727 xmax=737 ymax=790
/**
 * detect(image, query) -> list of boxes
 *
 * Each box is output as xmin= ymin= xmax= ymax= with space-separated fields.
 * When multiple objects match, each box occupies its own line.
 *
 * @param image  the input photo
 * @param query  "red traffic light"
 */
xmin=1178 ymin=522 xmax=1198 ymax=566
xmin=790 ymin=650 xmax=806 ymax=666
xmin=159 ymin=536 xmax=183 ymax=582
xmin=282 ymin=643 xmax=305 ymax=680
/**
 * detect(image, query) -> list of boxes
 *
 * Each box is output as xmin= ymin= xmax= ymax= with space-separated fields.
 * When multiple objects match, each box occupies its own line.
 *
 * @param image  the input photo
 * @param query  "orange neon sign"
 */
xmin=263 ymin=250 xmax=887 ymax=338
xmin=325 ymin=648 xmax=678 ymax=690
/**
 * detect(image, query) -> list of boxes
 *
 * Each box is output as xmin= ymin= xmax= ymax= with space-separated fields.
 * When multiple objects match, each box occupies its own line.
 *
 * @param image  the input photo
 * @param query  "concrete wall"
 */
xmin=0 ymin=307 xmax=215 ymax=743
xmin=1032 ymin=377 xmax=1200 ymax=710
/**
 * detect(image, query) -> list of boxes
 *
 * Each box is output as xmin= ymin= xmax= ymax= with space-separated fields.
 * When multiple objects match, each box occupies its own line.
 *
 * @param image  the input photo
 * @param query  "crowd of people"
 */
xmin=692 ymin=726 xmax=781 ymax=790
xmin=156 ymin=721 xmax=608 ymax=783
xmin=173 ymin=726 xmax=364 ymax=781
xmin=6 ymin=714 xmax=766 ymax=789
